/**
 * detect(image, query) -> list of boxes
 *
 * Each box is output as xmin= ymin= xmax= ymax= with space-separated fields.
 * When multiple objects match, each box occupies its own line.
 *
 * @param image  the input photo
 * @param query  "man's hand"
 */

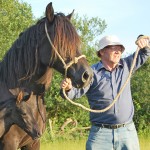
xmin=135 ymin=35 xmax=150 ymax=49
xmin=61 ymin=78 xmax=72 ymax=91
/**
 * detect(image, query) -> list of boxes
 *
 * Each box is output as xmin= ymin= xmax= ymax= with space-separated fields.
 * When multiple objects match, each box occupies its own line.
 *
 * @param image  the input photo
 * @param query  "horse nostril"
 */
xmin=82 ymin=71 xmax=89 ymax=82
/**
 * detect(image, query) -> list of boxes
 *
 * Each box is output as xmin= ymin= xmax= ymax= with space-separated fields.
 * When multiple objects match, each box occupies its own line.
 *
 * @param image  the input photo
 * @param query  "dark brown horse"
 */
xmin=0 ymin=90 xmax=40 ymax=141
xmin=0 ymin=90 xmax=46 ymax=150
xmin=0 ymin=2 xmax=93 ymax=150
xmin=0 ymin=69 xmax=51 ymax=150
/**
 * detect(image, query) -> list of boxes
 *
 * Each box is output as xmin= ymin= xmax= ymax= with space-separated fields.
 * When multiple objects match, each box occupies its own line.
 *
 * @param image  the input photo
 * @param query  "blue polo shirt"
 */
xmin=64 ymin=48 xmax=150 ymax=125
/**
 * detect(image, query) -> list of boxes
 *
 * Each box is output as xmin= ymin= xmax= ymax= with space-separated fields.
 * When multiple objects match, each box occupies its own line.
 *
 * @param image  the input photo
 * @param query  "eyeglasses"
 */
xmin=104 ymin=45 xmax=123 ymax=52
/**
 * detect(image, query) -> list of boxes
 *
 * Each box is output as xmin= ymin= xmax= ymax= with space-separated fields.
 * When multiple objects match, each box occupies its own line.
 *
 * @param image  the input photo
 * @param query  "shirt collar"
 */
xmin=96 ymin=60 xmax=123 ymax=71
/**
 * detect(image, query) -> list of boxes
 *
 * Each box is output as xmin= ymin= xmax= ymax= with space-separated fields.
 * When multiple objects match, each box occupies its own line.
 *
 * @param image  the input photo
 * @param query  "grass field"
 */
xmin=41 ymin=137 xmax=150 ymax=150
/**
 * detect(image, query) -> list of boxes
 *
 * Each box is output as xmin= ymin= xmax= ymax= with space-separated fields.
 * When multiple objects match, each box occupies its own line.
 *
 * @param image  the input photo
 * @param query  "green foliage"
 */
xmin=45 ymin=71 xmax=90 ymax=139
xmin=131 ymin=58 xmax=150 ymax=136
xmin=0 ymin=0 xmax=34 ymax=60
xmin=71 ymin=14 xmax=106 ymax=65
xmin=71 ymin=14 xmax=106 ymax=44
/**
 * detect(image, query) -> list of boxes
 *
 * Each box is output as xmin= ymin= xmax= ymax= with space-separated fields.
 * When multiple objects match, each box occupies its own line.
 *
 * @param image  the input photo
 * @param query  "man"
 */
xmin=60 ymin=35 xmax=150 ymax=150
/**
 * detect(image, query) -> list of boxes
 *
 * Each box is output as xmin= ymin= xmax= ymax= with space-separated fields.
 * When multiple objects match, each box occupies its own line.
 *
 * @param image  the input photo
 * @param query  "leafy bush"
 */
xmin=132 ymin=58 xmax=150 ymax=136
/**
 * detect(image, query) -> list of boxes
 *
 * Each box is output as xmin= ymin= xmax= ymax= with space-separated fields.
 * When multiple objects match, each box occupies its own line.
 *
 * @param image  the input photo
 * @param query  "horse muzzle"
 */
xmin=30 ymin=130 xmax=41 ymax=140
xmin=72 ymin=68 xmax=93 ymax=88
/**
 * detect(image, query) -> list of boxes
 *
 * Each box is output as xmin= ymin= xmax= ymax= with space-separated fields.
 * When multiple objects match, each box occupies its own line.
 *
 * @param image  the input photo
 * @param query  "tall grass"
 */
xmin=41 ymin=137 xmax=150 ymax=150
xmin=139 ymin=136 xmax=150 ymax=150
xmin=41 ymin=140 xmax=85 ymax=150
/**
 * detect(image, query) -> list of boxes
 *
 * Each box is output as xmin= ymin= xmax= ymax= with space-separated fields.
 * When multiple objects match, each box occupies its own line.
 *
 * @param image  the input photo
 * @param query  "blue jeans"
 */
xmin=86 ymin=122 xmax=140 ymax=150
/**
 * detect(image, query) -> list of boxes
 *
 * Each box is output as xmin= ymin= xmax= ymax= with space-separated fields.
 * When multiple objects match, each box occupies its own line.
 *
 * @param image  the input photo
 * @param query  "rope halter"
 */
xmin=45 ymin=22 xmax=86 ymax=77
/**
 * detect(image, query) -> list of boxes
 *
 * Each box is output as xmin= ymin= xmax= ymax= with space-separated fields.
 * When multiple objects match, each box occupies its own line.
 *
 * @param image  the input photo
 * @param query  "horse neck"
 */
xmin=36 ymin=67 xmax=53 ymax=90
xmin=19 ymin=66 xmax=52 ymax=92
xmin=30 ymin=94 xmax=45 ymax=114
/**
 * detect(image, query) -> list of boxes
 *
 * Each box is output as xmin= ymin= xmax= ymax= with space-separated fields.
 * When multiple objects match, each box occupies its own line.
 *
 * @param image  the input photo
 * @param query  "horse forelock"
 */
xmin=53 ymin=13 xmax=81 ymax=61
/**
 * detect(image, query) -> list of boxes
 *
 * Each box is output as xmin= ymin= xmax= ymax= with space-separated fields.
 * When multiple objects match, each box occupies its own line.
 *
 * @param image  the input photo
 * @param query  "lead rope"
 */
xmin=45 ymin=22 xmax=149 ymax=113
xmin=62 ymin=36 xmax=150 ymax=113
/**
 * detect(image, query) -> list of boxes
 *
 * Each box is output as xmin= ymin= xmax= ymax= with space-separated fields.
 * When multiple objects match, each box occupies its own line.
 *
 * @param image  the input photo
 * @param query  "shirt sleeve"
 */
xmin=124 ymin=47 xmax=150 ymax=73
xmin=60 ymin=79 xmax=92 ymax=100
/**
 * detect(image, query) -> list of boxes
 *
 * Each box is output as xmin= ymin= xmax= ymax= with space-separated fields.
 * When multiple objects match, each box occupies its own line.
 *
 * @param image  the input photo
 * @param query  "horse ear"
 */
xmin=16 ymin=91 xmax=24 ymax=105
xmin=45 ymin=2 xmax=54 ymax=23
xmin=66 ymin=9 xmax=74 ymax=20
xmin=9 ymin=88 xmax=20 ymax=96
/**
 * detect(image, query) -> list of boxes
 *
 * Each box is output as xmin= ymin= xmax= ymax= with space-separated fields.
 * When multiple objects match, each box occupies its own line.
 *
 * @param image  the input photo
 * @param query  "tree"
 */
xmin=0 ymin=0 xmax=34 ymax=60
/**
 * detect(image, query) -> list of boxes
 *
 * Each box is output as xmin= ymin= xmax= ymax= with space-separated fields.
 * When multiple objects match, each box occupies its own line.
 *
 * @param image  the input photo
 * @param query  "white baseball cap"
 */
xmin=97 ymin=35 xmax=125 ymax=51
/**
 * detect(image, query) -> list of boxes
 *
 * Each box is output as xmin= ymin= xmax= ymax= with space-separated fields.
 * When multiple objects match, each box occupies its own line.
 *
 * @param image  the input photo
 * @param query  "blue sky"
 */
xmin=20 ymin=0 xmax=150 ymax=55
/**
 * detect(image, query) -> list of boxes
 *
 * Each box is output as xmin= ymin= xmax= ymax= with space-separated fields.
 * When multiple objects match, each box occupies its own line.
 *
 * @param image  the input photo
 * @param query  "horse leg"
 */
xmin=21 ymin=139 xmax=40 ymax=150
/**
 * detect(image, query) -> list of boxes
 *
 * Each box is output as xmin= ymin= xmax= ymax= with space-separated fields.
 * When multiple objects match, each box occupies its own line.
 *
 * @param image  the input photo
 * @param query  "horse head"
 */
xmin=38 ymin=2 xmax=93 ymax=88
xmin=0 ymin=2 xmax=93 ymax=89
xmin=11 ymin=90 xmax=41 ymax=140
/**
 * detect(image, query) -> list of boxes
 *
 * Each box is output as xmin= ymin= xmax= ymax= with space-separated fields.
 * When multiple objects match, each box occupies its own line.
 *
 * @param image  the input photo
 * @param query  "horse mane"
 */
xmin=0 ymin=12 xmax=81 ymax=88
xmin=0 ymin=24 xmax=40 ymax=88
xmin=0 ymin=98 xmax=16 ymax=111
xmin=37 ymin=67 xmax=53 ymax=90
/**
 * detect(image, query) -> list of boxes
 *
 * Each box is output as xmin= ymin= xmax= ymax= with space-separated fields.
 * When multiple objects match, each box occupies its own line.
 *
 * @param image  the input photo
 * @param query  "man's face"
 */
xmin=100 ymin=45 xmax=123 ymax=64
